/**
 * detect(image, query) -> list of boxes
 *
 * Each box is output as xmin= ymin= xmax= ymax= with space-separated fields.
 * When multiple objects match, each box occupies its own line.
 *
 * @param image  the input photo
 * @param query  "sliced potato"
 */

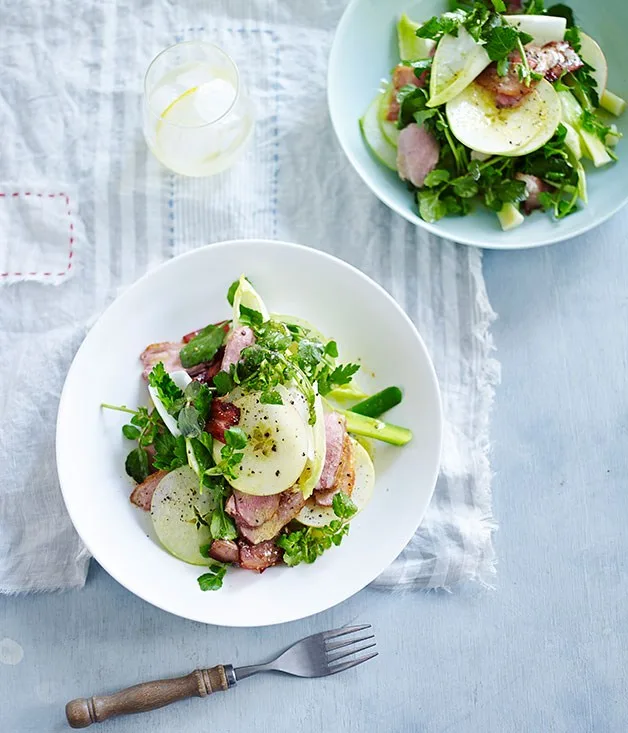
xmin=150 ymin=466 xmax=215 ymax=565
xmin=447 ymin=79 xmax=561 ymax=156
xmin=296 ymin=440 xmax=375 ymax=527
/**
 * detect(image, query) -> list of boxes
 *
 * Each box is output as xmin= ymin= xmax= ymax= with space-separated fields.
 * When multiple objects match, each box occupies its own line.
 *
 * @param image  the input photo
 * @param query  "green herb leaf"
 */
xmin=523 ymin=0 xmax=545 ymax=13
xmin=324 ymin=340 xmax=339 ymax=358
xmin=125 ymin=447 xmax=149 ymax=483
xmin=318 ymin=363 xmax=360 ymax=396
xmin=227 ymin=280 xmax=239 ymax=306
xmin=238 ymin=305 xmax=264 ymax=328
xmin=423 ymin=169 xmax=451 ymax=187
xmin=177 ymin=405 xmax=204 ymax=438
xmin=332 ymin=492 xmax=358 ymax=520
xmin=213 ymin=370 xmax=234 ymax=396
xmin=260 ymin=389 xmax=283 ymax=405
xmin=224 ymin=427 xmax=247 ymax=450
xmin=210 ymin=505 xmax=237 ymax=541
xmin=148 ymin=363 xmax=186 ymax=415
xmin=485 ymin=25 xmax=520 ymax=62
xmin=184 ymin=381 xmax=213 ymax=421
xmin=152 ymin=432 xmax=187 ymax=471
xmin=122 ymin=424 xmax=141 ymax=441
xmin=490 ymin=0 xmax=507 ymax=12
xmin=179 ymin=325 xmax=226 ymax=369
xmin=547 ymin=3 xmax=575 ymax=27
xmin=197 ymin=563 xmax=227 ymax=591
xmin=418 ymin=189 xmax=448 ymax=223
xmin=199 ymin=543 xmax=211 ymax=558
xmin=452 ymin=176 xmax=479 ymax=198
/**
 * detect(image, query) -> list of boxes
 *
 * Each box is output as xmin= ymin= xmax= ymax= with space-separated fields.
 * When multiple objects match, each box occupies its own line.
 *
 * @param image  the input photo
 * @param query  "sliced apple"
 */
xmin=360 ymin=93 xmax=398 ymax=170
xmin=397 ymin=13 xmax=436 ymax=61
xmin=504 ymin=14 xmax=566 ymax=46
xmin=579 ymin=32 xmax=608 ymax=98
xmin=428 ymin=26 xmax=491 ymax=108
xmin=377 ymin=83 xmax=401 ymax=147
xmin=446 ymin=79 xmax=561 ymax=156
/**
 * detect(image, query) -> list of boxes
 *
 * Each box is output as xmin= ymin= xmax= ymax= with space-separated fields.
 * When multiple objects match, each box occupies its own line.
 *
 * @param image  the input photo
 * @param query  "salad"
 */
xmin=103 ymin=277 xmax=412 ymax=591
xmin=360 ymin=0 xmax=626 ymax=231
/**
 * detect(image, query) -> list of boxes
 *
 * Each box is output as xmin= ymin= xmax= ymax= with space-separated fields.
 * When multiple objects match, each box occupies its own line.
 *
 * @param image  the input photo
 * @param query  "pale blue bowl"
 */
xmin=328 ymin=0 xmax=628 ymax=249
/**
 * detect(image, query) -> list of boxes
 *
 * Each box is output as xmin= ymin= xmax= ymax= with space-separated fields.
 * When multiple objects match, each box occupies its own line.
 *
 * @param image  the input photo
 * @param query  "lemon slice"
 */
xmin=428 ymin=27 xmax=491 ymax=108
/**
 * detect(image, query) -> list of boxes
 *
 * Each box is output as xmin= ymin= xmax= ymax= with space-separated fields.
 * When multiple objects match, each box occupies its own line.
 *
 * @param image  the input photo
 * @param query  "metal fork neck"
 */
xmin=233 ymin=663 xmax=270 ymax=681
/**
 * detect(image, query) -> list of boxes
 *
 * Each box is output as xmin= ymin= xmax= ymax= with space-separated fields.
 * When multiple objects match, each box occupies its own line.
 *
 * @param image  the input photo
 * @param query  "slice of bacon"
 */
xmin=515 ymin=173 xmax=548 ymax=214
xmin=221 ymin=326 xmax=255 ymax=372
xmin=477 ymin=42 xmax=583 ymax=109
xmin=130 ymin=470 xmax=168 ymax=511
xmin=208 ymin=539 xmax=240 ymax=564
xmin=140 ymin=342 xmax=184 ymax=379
xmin=186 ymin=347 xmax=225 ymax=383
xmin=238 ymin=540 xmax=282 ymax=572
xmin=205 ymin=399 xmax=241 ymax=442
xmin=315 ymin=434 xmax=356 ymax=507
xmin=387 ymin=64 xmax=427 ymax=121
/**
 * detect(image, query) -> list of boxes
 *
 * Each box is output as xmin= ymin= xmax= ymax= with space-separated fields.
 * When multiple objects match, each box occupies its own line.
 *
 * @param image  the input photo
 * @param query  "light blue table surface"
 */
xmin=2 ymin=211 xmax=628 ymax=733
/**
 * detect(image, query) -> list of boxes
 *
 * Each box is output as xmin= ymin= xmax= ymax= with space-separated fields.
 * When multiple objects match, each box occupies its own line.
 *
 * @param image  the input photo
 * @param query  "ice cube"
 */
xmin=194 ymin=79 xmax=237 ymax=123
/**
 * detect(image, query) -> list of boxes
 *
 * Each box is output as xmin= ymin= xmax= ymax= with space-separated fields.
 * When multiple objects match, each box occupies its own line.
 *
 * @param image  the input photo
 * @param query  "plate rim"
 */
xmin=56 ymin=238 xmax=443 ymax=626
xmin=327 ymin=0 xmax=628 ymax=250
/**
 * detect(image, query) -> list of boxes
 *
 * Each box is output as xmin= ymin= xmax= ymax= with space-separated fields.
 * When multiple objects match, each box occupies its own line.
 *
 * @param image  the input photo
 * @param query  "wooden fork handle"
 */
xmin=65 ymin=666 xmax=230 ymax=728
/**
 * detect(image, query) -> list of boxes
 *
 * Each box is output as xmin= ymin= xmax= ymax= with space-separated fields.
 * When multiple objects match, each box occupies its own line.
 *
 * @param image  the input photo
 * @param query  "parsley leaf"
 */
xmin=490 ymin=0 xmax=507 ymax=13
xmin=485 ymin=25 xmax=521 ymax=62
xmin=197 ymin=562 xmax=227 ymax=591
xmin=179 ymin=324 xmax=226 ymax=369
xmin=206 ymin=427 xmax=247 ymax=481
xmin=423 ymin=169 xmax=451 ymax=187
xmin=523 ymin=0 xmax=545 ymax=12
xmin=122 ymin=424 xmax=141 ymax=441
xmin=418 ymin=188 xmax=448 ymax=223
xmin=260 ymin=389 xmax=283 ymax=405
xmin=318 ymin=363 xmax=361 ymax=396
xmin=148 ymin=363 xmax=186 ymax=415
xmin=177 ymin=405 xmax=205 ymax=438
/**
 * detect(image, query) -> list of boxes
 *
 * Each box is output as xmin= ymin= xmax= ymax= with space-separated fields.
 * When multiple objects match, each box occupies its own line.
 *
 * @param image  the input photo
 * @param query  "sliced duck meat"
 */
xmin=236 ymin=489 xmax=306 ymax=545
xmin=477 ymin=42 xmax=583 ymax=109
xmin=317 ymin=413 xmax=347 ymax=491
xmin=515 ymin=173 xmax=548 ymax=214
xmin=315 ymin=434 xmax=356 ymax=507
xmin=221 ymin=326 xmax=255 ymax=372
xmin=129 ymin=469 xmax=168 ymax=511
xmin=387 ymin=64 xmax=427 ymax=121
xmin=208 ymin=539 xmax=240 ymax=564
xmin=476 ymin=55 xmax=535 ymax=109
xmin=238 ymin=540 xmax=282 ymax=572
xmin=397 ymin=123 xmax=441 ymax=189
xmin=526 ymin=41 xmax=583 ymax=83
xmin=230 ymin=490 xmax=280 ymax=528
xmin=140 ymin=342 xmax=183 ymax=379
xmin=205 ymin=399 xmax=241 ymax=442
xmin=185 ymin=347 xmax=226 ymax=383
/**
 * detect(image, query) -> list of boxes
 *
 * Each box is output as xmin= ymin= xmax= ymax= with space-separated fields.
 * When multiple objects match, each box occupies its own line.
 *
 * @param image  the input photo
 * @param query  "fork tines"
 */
xmin=323 ymin=624 xmax=378 ymax=674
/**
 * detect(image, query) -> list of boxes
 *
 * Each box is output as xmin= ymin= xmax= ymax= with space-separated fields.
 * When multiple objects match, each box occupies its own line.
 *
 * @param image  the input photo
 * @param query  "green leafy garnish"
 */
xmin=238 ymin=305 xmax=264 ymax=328
xmin=152 ymin=431 xmax=187 ymax=471
xmin=277 ymin=493 xmax=358 ymax=566
xmin=547 ymin=3 xmax=575 ymax=27
xmin=226 ymin=280 xmax=239 ymax=306
xmin=197 ymin=562 xmax=227 ymax=591
xmin=206 ymin=426 xmax=247 ymax=481
xmin=148 ymin=363 xmax=186 ymax=416
xmin=212 ymin=370 xmax=235 ymax=396
xmin=125 ymin=447 xmax=150 ymax=484
xmin=179 ymin=325 xmax=226 ymax=369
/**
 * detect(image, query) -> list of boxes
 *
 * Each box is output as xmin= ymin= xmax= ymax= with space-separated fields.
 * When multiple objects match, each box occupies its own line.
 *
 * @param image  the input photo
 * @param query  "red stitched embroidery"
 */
xmin=0 ymin=191 xmax=74 ymax=278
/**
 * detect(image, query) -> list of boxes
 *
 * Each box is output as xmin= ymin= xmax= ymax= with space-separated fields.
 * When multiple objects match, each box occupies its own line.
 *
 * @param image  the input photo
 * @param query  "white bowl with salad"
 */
xmin=56 ymin=240 xmax=442 ymax=626
xmin=329 ymin=0 xmax=628 ymax=248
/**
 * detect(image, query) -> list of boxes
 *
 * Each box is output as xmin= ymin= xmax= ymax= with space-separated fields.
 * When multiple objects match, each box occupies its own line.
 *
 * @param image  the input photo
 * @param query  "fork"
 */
xmin=65 ymin=624 xmax=377 ymax=728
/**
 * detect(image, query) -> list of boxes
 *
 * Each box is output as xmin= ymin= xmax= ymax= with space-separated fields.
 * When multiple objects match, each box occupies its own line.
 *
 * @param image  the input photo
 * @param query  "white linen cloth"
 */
xmin=0 ymin=0 xmax=499 ymax=593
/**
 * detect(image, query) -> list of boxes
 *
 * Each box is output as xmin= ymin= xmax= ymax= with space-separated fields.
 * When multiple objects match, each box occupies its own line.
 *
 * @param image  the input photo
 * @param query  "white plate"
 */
xmin=57 ymin=240 xmax=442 ymax=626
